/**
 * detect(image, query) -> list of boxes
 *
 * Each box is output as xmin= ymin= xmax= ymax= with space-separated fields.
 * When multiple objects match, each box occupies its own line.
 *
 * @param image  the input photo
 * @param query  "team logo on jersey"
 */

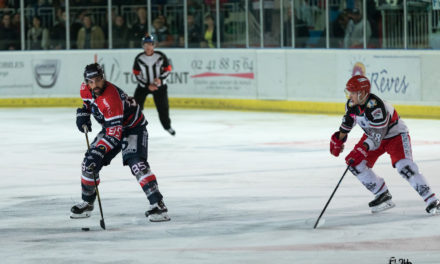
xmin=371 ymin=108 xmax=383 ymax=120
xmin=366 ymin=99 xmax=377 ymax=108
xmin=32 ymin=60 xmax=60 ymax=88
xmin=98 ymin=145 xmax=107 ymax=153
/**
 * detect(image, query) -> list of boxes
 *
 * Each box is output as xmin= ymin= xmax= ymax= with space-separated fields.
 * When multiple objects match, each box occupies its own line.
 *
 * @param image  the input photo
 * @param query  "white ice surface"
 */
xmin=1 ymin=108 xmax=440 ymax=264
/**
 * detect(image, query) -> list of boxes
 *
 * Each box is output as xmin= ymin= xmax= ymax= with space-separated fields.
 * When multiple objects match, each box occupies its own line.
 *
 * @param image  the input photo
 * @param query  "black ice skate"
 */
xmin=426 ymin=199 xmax=440 ymax=215
xmin=70 ymin=201 xmax=94 ymax=219
xmin=145 ymin=200 xmax=170 ymax=222
xmin=368 ymin=190 xmax=395 ymax=213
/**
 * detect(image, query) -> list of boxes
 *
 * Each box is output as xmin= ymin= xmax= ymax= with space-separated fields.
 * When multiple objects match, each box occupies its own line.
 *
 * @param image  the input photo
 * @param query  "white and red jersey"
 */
xmin=339 ymin=93 xmax=408 ymax=151
xmin=80 ymin=81 xmax=146 ymax=154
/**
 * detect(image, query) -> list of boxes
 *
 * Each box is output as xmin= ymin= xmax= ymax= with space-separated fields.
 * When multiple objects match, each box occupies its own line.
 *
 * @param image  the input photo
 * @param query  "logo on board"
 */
xmin=33 ymin=60 xmax=60 ymax=88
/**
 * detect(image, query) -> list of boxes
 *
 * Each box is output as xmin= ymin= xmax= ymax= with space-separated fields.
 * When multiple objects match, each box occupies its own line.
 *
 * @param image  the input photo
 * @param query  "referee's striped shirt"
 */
xmin=132 ymin=51 xmax=172 ymax=88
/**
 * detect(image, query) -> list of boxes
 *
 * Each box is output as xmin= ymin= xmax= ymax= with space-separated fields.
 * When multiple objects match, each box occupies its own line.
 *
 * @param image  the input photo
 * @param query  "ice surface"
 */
xmin=1 ymin=108 xmax=440 ymax=263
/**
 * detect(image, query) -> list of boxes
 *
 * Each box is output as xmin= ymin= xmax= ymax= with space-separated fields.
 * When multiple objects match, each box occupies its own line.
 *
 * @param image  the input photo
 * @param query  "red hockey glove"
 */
xmin=330 ymin=132 xmax=346 ymax=157
xmin=345 ymin=144 xmax=368 ymax=166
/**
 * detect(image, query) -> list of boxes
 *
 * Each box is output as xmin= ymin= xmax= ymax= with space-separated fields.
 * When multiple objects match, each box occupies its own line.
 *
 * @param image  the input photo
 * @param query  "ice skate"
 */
xmin=166 ymin=128 xmax=176 ymax=136
xmin=145 ymin=200 xmax=170 ymax=222
xmin=426 ymin=200 xmax=440 ymax=215
xmin=369 ymin=190 xmax=395 ymax=213
xmin=70 ymin=201 xmax=94 ymax=219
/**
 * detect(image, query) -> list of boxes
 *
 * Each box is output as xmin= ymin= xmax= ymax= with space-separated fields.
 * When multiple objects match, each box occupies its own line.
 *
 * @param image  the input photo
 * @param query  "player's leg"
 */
xmin=71 ymin=130 xmax=121 ymax=219
xmin=133 ymin=84 xmax=150 ymax=110
xmin=348 ymin=136 xmax=395 ymax=212
xmin=349 ymin=160 xmax=395 ymax=213
xmin=153 ymin=85 xmax=174 ymax=135
xmin=122 ymin=126 xmax=170 ymax=222
xmin=389 ymin=134 xmax=440 ymax=214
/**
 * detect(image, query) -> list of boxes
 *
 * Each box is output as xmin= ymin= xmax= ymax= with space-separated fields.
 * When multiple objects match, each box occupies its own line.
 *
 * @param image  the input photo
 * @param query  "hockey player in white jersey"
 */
xmin=330 ymin=75 xmax=440 ymax=214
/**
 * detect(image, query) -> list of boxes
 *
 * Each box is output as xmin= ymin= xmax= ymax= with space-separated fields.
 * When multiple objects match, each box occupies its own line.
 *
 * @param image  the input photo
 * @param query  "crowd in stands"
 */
xmin=0 ymin=0 xmax=394 ymax=50
xmin=0 ymin=0 xmax=229 ymax=50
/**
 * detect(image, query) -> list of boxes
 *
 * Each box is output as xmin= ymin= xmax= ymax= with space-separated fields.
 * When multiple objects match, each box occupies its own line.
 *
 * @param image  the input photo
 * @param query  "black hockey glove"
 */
xmin=82 ymin=145 xmax=106 ymax=174
xmin=76 ymin=106 xmax=92 ymax=133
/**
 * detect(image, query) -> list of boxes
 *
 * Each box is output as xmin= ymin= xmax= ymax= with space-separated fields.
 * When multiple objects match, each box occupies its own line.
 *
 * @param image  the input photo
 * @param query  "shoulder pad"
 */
xmin=80 ymin=83 xmax=92 ymax=99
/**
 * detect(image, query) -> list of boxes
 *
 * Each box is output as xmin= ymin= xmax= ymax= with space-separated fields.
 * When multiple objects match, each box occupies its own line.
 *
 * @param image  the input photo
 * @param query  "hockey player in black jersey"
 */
xmin=132 ymin=34 xmax=175 ymax=136
xmin=330 ymin=75 xmax=440 ymax=214
xmin=71 ymin=63 xmax=170 ymax=222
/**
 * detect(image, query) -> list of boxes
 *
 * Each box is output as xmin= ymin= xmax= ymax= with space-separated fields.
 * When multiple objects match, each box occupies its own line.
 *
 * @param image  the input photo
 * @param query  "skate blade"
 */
xmin=428 ymin=208 xmax=440 ymax=215
xmin=70 ymin=212 xmax=92 ymax=219
xmin=148 ymin=212 xmax=171 ymax=222
xmin=371 ymin=200 xmax=395 ymax=213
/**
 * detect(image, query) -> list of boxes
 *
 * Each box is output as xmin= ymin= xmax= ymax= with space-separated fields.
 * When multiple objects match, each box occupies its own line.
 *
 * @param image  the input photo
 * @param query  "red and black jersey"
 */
xmin=80 ymin=81 xmax=146 ymax=154
xmin=339 ymin=93 xmax=408 ymax=151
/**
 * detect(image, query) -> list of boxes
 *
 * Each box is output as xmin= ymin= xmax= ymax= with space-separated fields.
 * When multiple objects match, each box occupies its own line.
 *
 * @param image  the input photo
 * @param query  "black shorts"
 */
xmin=92 ymin=125 xmax=149 ymax=167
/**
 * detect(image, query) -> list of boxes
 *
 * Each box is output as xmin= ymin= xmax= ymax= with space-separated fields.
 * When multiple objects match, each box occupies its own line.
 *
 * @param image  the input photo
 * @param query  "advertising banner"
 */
xmin=0 ymin=55 xmax=34 ymax=96
xmin=0 ymin=49 xmax=434 ymax=106
xmin=88 ymin=49 xmax=257 ymax=99
xmin=338 ymin=54 xmax=421 ymax=102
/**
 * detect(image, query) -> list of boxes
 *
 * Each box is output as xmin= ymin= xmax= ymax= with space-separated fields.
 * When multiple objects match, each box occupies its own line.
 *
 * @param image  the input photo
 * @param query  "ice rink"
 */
xmin=1 ymin=107 xmax=440 ymax=264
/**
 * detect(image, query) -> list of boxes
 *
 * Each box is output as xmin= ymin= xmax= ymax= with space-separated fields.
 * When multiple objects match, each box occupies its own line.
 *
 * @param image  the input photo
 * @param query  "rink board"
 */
xmin=1 ymin=97 xmax=440 ymax=119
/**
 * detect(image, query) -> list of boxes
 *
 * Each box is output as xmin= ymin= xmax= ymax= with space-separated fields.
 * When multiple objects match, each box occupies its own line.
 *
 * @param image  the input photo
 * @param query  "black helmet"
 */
xmin=142 ymin=34 xmax=155 ymax=44
xmin=84 ymin=63 xmax=104 ymax=82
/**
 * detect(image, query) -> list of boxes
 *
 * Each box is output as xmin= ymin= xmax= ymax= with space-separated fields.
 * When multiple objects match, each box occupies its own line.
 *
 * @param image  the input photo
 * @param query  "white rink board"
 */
xmin=0 ymin=49 xmax=440 ymax=105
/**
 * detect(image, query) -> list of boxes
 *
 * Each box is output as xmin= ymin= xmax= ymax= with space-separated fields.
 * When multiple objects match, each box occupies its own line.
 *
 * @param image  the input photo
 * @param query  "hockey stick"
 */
xmin=313 ymin=164 xmax=351 ymax=229
xmin=83 ymin=125 xmax=106 ymax=230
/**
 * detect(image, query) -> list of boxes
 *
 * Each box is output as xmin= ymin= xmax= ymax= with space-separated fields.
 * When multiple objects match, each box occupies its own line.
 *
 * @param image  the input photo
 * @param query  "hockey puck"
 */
xmin=81 ymin=227 xmax=90 ymax=231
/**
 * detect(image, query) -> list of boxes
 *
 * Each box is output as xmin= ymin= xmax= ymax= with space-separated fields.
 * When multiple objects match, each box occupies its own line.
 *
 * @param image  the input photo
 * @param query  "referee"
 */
xmin=132 ymin=34 xmax=175 ymax=136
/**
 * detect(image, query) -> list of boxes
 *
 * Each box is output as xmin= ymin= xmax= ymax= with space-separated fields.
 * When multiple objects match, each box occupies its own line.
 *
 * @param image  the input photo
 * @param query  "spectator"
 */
xmin=76 ymin=14 xmax=105 ymax=49
xmin=11 ymin=12 xmax=20 ymax=30
xmin=344 ymin=8 xmax=371 ymax=49
xmin=151 ymin=15 xmax=174 ymax=47
xmin=11 ymin=12 xmax=22 ymax=48
xmin=200 ymin=14 xmax=216 ymax=48
xmin=330 ymin=10 xmax=349 ymax=48
xmin=179 ymin=13 xmax=202 ymax=48
xmin=102 ymin=8 xmax=116 ymax=41
xmin=27 ymin=16 xmax=49 ymax=50
xmin=0 ymin=13 xmax=19 ymax=50
xmin=130 ymin=7 xmax=148 ymax=48
xmin=112 ymin=15 xmax=130 ymax=48
xmin=366 ymin=0 xmax=381 ymax=48
xmin=283 ymin=7 xmax=309 ymax=48
xmin=50 ymin=8 xmax=66 ymax=49
xmin=70 ymin=9 xmax=88 ymax=49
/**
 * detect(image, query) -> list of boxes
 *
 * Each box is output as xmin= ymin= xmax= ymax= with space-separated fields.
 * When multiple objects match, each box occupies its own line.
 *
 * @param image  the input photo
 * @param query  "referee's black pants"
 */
xmin=134 ymin=84 xmax=171 ymax=130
